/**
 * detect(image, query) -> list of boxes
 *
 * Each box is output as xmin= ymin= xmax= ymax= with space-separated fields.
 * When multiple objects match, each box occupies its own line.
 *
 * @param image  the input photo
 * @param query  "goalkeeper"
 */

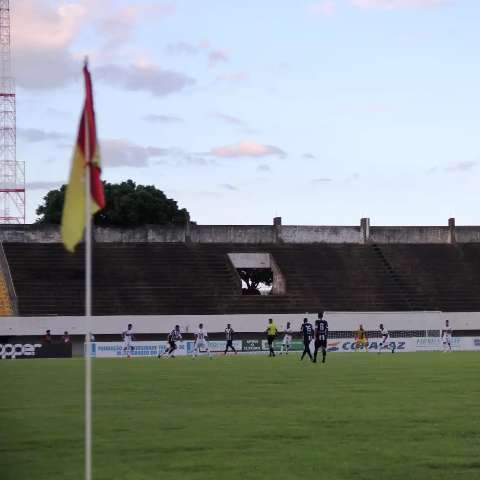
xmin=355 ymin=324 xmax=368 ymax=352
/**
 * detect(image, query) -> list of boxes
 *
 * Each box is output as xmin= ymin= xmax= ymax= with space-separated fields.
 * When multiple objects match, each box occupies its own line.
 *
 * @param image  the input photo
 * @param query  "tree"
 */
xmin=238 ymin=268 xmax=273 ymax=295
xmin=36 ymin=180 xmax=191 ymax=227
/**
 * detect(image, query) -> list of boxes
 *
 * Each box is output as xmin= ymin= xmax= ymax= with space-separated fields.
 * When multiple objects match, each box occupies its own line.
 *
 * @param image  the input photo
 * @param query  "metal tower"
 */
xmin=0 ymin=0 xmax=24 ymax=224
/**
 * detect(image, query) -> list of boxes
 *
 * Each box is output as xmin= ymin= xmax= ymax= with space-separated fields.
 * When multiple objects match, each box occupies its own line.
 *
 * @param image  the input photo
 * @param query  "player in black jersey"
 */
xmin=224 ymin=323 xmax=237 ymax=355
xmin=300 ymin=317 xmax=314 ymax=361
xmin=313 ymin=311 xmax=328 ymax=363
xmin=159 ymin=325 xmax=182 ymax=358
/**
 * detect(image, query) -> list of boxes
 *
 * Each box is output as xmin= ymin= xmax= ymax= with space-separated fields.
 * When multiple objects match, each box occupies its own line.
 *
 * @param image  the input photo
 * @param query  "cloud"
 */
xmin=211 ymin=113 xmax=246 ymax=127
xmin=14 ymin=1 xmax=88 ymax=52
xmin=351 ymin=0 xmax=448 ymax=9
xmin=210 ymin=141 xmax=285 ymax=159
xmin=302 ymin=153 xmax=316 ymax=159
xmin=427 ymin=161 xmax=477 ymax=174
xmin=143 ymin=114 xmax=184 ymax=124
xmin=257 ymin=164 xmax=271 ymax=172
xmin=444 ymin=161 xmax=477 ymax=172
xmin=18 ymin=128 xmax=69 ymax=143
xmin=13 ymin=1 xmax=177 ymax=90
xmin=13 ymin=0 xmax=86 ymax=89
xmin=97 ymin=3 xmax=175 ymax=52
xmin=308 ymin=1 xmax=336 ymax=16
xmin=96 ymin=63 xmax=195 ymax=96
xmin=209 ymin=49 xmax=229 ymax=67
xmin=101 ymin=139 xmax=169 ymax=167
xmin=221 ymin=184 xmax=238 ymax=191
xmin=166 ymin=40 xmax=233 ymax=72
xmin=101 ymin=139 xmax=211 ymax=168
xmin=26 ymin=181 xmax=63 ymax=191
xmin=166 ymin=41 xmax=199 ymax=56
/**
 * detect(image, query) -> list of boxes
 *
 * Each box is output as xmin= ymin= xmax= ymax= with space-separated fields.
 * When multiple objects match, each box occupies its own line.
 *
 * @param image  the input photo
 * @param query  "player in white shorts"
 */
xmin=378 ymin=323 xmax=395 ymax=354
xmin=441 ymin=320 xmax=452 ymax=352
xmin=122 ymin=323 xmax=134 ymax=358
xmin=192 ymin=323 xmax=212 ymax=358
xmin=280 ymin=322 xmax=292 ymax=355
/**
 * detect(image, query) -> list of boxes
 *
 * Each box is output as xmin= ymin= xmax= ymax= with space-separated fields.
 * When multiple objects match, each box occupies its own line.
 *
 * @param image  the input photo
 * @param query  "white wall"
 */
xmin=1 ymin=311 xmax=480 ymax=336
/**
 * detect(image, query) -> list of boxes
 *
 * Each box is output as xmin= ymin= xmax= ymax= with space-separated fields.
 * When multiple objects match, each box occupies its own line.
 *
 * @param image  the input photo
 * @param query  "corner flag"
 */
xmin=61 ymin=62 xmax=105 ymax=252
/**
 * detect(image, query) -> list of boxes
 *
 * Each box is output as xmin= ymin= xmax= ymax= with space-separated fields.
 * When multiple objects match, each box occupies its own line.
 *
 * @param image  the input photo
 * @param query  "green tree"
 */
xmin=238 ymin=268 xmax=273 ymax=295
xmin=36 ymin=180 xmax=191 ymax=227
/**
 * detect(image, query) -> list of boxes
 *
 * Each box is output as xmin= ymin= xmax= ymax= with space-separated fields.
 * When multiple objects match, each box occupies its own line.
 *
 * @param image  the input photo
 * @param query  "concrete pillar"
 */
xmin=360 ymin=217 xmax=370 ymax=244
xmin=185 ymin=212 xmax=191 ymax=243
xmin=448 ymin=218 xmax=456 ymax=244
xmin=273 ymin=217 xmax=282 ymax=243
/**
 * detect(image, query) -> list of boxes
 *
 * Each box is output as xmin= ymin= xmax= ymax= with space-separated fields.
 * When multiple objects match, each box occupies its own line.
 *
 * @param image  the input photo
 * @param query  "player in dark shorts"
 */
xmin=300 ymin=318 xmax=314 ymax=361
xmin=313 ymin=311 xmax=329 ymax=363
xmin=266 ymin=318 xmax=278 ymax=357
xmin=224 ymin=323 xmax=237 ymax=355
xmin=159 ymin=325 xmax=182 ymax=358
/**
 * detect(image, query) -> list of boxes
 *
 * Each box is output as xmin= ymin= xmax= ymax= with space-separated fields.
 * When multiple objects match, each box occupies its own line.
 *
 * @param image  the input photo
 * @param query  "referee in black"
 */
xmin=300 ymin=317 xmax=314 ymax=361
xmin=313 ymin=311 xmax=329 ymax=363
xmin=224 ymin=323 xmax=237 ymax=355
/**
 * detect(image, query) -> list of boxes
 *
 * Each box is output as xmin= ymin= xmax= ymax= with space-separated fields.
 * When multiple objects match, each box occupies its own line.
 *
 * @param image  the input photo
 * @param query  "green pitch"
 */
xmin=1 ymin=353 xmax=480 ymax=480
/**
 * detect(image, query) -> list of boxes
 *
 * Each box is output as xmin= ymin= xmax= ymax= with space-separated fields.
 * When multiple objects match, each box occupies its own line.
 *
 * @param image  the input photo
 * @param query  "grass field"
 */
xmin=1 ymin=352 xmax=480 ymax=480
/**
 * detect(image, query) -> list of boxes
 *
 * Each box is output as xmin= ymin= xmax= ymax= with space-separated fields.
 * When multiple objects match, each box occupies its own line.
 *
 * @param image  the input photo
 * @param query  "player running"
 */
xmin=441 ymin=319 xmax=452 ymax=353
xmin=300 ymin=318 xmax=314 ymax=361
xmin=355 ymin=324 xmax=368 ymax=352
xmin=122 ymin=323 xmax=134 ymax=358
xmin=378 ymin=323 xmax=395 ymax=354
xmin=266 ymin=318 xmax=278 ymax=357
xmin=224 ymin=323 xmax=237 ymax=355
xmin=160 ymin=325 xmax=182 ymax=358
xmin=192 ymin=323 xmax=212 ymax=358
xmin=280 ymin=321 xmax=292 ymax=355
xmin=313 ymin=312 xmax=328 ymax=364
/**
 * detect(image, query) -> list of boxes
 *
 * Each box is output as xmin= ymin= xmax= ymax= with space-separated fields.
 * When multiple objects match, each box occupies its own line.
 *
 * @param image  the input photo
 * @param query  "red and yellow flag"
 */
xmin=61 ymin=63 xmax=105 ymax=252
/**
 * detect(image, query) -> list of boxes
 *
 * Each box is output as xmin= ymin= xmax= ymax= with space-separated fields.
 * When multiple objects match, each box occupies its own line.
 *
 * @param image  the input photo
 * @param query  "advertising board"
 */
xmin=85 ymin=337 xmax=480 ymax=358
xmin=0 ymin=343 xmax=72 ymax=359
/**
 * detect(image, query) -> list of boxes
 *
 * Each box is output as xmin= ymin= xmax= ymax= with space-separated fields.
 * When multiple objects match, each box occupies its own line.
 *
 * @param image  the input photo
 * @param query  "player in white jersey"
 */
xmin=378 ymin=323 xmax=395 ymax=354
xmin=441 ymin=320 xmax=452 ymax=352
xmin=122 ymin=323 xmax=134 ymax=358
xmin=192 ymin=323 xmax=212 ymax=358
xmin=280 ymin=322 xmax=292 ymax=355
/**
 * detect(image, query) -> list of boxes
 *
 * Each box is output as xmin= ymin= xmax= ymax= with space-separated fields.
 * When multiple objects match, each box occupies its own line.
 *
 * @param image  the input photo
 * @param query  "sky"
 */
xmin=13 ymin=0 xmax=480 ymax=226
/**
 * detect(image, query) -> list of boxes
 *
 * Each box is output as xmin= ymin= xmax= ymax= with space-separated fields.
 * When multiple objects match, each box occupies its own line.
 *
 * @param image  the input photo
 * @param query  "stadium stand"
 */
xmin=4 ymin=241 xmax=480 ymax=316
xmin=0 ymin=273 xmax=13 ymax=315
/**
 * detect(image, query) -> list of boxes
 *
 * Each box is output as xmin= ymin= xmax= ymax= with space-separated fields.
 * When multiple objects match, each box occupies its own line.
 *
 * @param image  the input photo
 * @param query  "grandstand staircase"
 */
xmin=370 ymin=244 xmax=430 ymax=310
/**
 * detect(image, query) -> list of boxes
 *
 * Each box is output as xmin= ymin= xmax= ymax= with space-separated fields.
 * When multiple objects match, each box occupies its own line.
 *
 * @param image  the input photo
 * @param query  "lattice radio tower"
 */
xmin=0 ymin=0 xmax=24 ymax=224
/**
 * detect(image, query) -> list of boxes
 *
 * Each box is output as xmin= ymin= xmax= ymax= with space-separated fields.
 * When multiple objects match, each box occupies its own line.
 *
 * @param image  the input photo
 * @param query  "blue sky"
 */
xmin=14 ymin=0 xmax=480 ymax=225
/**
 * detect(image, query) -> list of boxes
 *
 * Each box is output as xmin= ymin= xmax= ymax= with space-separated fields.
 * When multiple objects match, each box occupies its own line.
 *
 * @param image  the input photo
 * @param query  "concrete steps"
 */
xmin=5 ymin=242 xmax=480 ymax=315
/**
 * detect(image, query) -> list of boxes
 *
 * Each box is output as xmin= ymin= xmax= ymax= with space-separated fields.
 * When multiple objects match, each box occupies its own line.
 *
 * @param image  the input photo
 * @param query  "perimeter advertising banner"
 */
xmin=88 ymin=340 xmax=242 ymax=357
xmin=0 ymin=343 xmax=72 ymax=360
xmin=89 ymin=341 xmax=187 ymax=358
xmin=86 ymin=337 xmax=480 ymax=358
xmin=326 ymin=337 xmax=478 ymax=352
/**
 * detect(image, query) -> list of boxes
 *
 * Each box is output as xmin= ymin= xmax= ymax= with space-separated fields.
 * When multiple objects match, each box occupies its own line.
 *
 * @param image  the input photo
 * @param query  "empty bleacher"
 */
xmin=4 ymin=242 xmax=480 ymax=316
xmin=378 ymin=244 xmax=480 ymax=311
xmin=0 ymin=271 xmax=13 ymax=315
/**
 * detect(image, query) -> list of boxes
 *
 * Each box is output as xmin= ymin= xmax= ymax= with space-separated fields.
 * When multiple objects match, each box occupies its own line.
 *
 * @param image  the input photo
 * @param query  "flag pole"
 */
xmin=84 ymin=72 xmax=93 ymax=480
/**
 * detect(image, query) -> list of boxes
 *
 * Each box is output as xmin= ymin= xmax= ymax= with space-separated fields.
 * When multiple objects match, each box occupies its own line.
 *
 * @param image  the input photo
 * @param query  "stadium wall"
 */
xmin=3 ymin=312 xmax=480 ymax=357
xmin=0 ymin=218 xmax=477 ymax=244
xmin=2 ymin=311 xmax=480 ymax=337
